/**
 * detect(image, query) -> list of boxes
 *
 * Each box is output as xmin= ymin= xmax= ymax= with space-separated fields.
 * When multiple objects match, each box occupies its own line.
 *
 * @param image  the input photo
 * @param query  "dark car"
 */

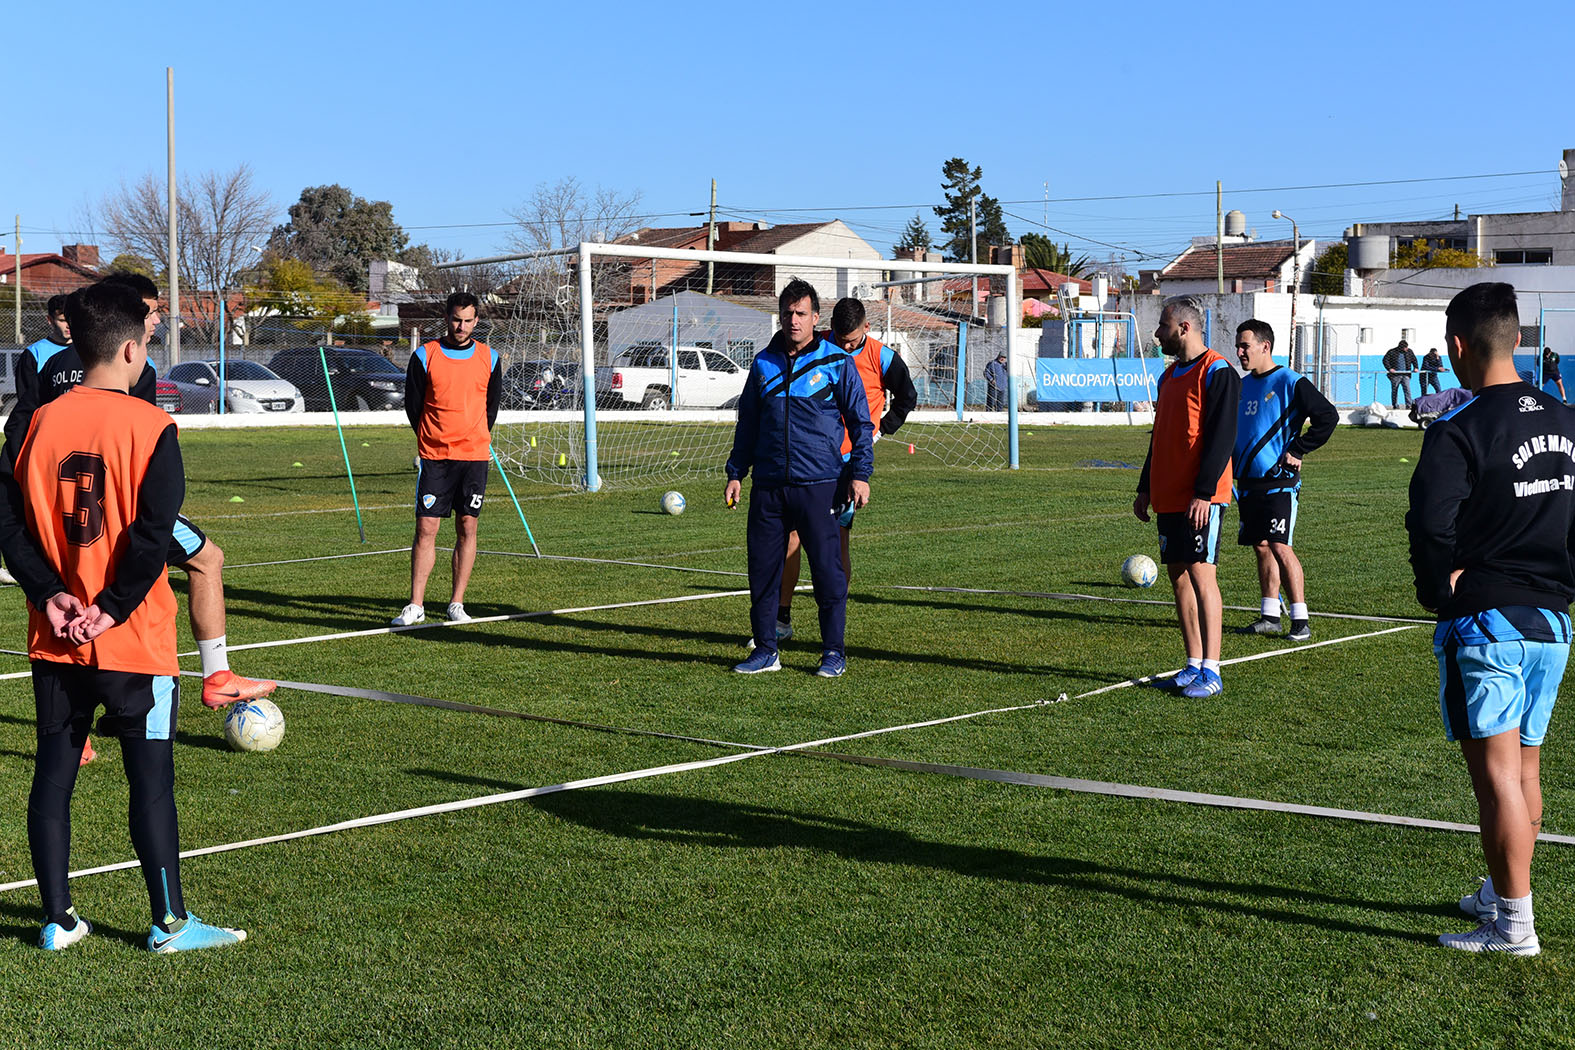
xmin=267 ymin=347 xmax=406 ymax=412
xmin=502 ymin=359 xmax=580 ymax=410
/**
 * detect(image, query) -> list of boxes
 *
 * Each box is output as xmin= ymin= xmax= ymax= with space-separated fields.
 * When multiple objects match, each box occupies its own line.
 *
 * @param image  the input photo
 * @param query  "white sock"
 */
xmin=1290 ymin=602 xmax=1309 ymax=621
xmin=1497 ymin=892 xmax=1534 ymax=940
xmin=1202 ymin=659 xmax=1221 ymax=674
xmin=1261 ymin=597 xmax=1281 ymax=619
xmin=1187 ymin=657 xmax=1203 ymax=670
xmin=197 ymin=636 xmax=229 ymax=678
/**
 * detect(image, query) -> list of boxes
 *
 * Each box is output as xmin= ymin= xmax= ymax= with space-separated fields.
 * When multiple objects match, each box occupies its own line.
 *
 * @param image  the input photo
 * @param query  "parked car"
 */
xmin=166 ymin=360 xmax=304 ymax=414
xmin=603 ymin=344 xmax=747 ymax=410
xmin=502 ymin=359 xmax=580 ymax=410
xmin=155 ymin=373 xmax=220 ymax=414
xmin=267 ymin=347 xmax=406 ymax=412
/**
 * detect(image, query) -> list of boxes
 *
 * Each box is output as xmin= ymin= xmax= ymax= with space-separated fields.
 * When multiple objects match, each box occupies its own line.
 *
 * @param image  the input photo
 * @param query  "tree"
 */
xmin=1309 ymin=242 xmax=1348 ymax=296
xmin=399 ymin=244 xmax=509 ymax=297
xmin=98 ymin=165 xmax=275 ymax=341
xmin=896 ymin=213 xmax=933 ymax=253
xmin=932 ymin=158 xmax=1011 ymax=262
xmin=244 ymin=257 xmax=364 ymax=334
xmin=105 ymin=252 xmax=156 ymax=277
xmin=1391 ymin=238 xmax=1480 ymax=270
xmin=506 ymin=177 xmax=645 ymax=331
xmin=1019 ymin=233 xmax=1093 ymax=277
xmin=507 ymin=176 xmax=644 ymax=255
xmin=268 ymin=185 xmax=413 ymax=295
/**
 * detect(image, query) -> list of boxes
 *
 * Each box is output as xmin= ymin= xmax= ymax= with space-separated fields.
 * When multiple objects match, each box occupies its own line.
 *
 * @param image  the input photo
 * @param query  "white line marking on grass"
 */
xmin=890 ymin=585 xmax=1435 ymax=626
xmin=181 ymin=587 xmax=756 ymax=657
xmin=516 ymin=552 xmax=745 ymax=577
xmin=0 ymin=697 xmax=1052 ymax=895
xmin=802 ymin=751 xmax=1575 ymax=846
xmin=1076 ymin=624 xmax=1422 ymax=698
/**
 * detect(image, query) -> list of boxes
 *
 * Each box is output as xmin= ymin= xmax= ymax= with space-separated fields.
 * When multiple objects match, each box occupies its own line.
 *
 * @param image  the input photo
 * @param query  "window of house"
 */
xmin=1494 ymin=249 xmax=1553 ymax=265
xmin=1359 ymin=328 xmax=1373 ymax=344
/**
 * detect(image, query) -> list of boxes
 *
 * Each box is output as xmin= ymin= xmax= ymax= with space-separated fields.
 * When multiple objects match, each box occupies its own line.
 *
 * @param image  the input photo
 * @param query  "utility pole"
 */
xmin=12 ymin=216 xmax=20 ymax=344
xmin=166 ymin=67 xmax=180 ymax=366
xmin=1216 ymin=181 xmax=1224 ymax=296
xmin=969 ymin=195 xmax=978 ymax=318
xmin=705 ymin=178 xmax=717 ymax=295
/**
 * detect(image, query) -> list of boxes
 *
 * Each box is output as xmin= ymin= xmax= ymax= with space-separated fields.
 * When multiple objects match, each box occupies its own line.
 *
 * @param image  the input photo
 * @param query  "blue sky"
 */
xmin=8 ymin=0 xmax=1573 ymax=272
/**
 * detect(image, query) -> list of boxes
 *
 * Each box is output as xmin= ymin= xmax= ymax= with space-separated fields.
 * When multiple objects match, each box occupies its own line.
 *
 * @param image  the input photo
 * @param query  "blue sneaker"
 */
xmin=39 ymin=909 xmax=90 ymax=951
xmin=1141 ymin=665 xmax=1200 ymax=691
xmin=733 ymin=648 xmax=781 ymax=674
xmin=816 ymin=651 xmax=846 ymax=678
xmin=147 ymin=914 xmax=247 ymax=954
xmin=1181 ymin=669 xmax=1223 ymax=699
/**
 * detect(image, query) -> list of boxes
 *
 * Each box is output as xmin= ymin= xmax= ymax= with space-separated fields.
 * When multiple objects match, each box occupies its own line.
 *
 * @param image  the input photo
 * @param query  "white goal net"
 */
xmin=433 ymin=241 xmax=1020 ymax=489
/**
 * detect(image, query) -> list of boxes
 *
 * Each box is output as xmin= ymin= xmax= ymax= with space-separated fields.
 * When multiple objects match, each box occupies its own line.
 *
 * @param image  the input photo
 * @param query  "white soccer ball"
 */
xmin=224 ymin=698 xmax=285 ymax=753
xmin=1121 ymin=554 xmax=1158 ymax=589
xmin=661 ymin=490 xmax=686 ymax=516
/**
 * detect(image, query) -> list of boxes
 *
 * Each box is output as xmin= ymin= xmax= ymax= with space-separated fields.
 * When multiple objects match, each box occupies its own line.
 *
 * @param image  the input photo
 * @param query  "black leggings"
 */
xmin=28 ymin=733 xmax=186 ymax=927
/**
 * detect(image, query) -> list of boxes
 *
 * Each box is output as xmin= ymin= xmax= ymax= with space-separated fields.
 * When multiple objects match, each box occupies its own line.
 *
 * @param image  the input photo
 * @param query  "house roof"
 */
xmin=1160 ymin=241 xmax=1297 ymax=281
xmin=726 ymin=222 xmax=834 ymax=255
xmin=1019 ymin=267 xmax=1093 ymax=294
xmin=0 ymin=251 xmax=101 ymax=285
xmin=614 ymin=226 xmax=710 ymax=250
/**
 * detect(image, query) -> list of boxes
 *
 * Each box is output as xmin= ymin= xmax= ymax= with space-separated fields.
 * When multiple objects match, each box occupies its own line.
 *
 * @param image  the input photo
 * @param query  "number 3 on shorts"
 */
xmin=470 ymin=493 xmax=484 ymax=510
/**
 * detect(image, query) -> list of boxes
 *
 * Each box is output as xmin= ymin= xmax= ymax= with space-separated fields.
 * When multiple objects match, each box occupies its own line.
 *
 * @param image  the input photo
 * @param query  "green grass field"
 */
xmin=1 ymin=421 xmax=1571 ymax=1050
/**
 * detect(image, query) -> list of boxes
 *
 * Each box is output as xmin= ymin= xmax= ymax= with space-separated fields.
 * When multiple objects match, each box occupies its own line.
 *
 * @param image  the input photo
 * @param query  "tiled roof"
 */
xmin=1161 ymin=241 xmax=1296 ymax=280
xmin=726 ymin=222 xmax=834 ymax=255
xmin=614 ymin=226 xmax=710 ymax=249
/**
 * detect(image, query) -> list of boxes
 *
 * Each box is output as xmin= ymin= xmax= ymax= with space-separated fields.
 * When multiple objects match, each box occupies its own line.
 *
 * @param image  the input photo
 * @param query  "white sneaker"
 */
xmin=1460 ymin=877 xmax=1498 ymax=922
xmin=745 ymin=621 xmax=793 ymax=651
xmin=1439 ymin=919 xmax=1540 ymax=956
xmin=391 ymin=603 xmax=425 ymax=627
xmin=0 ymin=565 xmax=15 ymax=585
xmin=446 ymin=603 xmax=471 ymax=623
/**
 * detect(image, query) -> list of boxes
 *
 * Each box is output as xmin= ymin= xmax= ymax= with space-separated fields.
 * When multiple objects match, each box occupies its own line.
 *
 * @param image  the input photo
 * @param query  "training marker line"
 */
xmin=175 ymin=587 xmax=757 ymax=658
xmin=798 ymin=751 xmax=1575 ymax=847
xmin=0 ymin=698 xmax=1051 ymax=895
xmin=889 ymin=585 xmax=1435 ymax=626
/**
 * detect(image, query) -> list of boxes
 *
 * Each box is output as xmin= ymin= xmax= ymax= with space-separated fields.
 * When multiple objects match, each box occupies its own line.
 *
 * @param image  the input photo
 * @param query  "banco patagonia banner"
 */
xmin=1036 ymin=358 xmax=1160 ymax=402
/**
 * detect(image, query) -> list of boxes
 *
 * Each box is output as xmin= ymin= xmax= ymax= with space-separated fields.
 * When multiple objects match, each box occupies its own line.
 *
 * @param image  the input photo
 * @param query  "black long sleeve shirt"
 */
xmin=1407 ymin=382 xmax=1575 ymax=619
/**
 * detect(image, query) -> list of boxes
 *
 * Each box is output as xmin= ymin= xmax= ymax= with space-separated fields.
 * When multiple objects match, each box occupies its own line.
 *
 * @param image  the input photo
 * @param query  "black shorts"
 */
xmin=1156 ymin=507 xmax=1223 ymax=565
xmin=33 ymin=661 xmax=179 ymax=741
xmin=1236 ymin=489 xmax=1299 ymax=546
xmin=417 ymin=458 xmax=488 ymax=518
xmin=168 ymin=514 xmax=207 ymax=566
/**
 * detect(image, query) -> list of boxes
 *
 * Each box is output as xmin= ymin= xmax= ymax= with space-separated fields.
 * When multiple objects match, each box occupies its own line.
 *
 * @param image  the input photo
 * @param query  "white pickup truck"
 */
xmin=601 ymin=344 xmax=749 ymax=410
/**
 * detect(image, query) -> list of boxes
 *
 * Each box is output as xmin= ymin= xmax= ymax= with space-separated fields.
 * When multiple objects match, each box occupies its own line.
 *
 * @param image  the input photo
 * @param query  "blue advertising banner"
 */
xmin=1036 ymin=358 xmax=1161 ymax=402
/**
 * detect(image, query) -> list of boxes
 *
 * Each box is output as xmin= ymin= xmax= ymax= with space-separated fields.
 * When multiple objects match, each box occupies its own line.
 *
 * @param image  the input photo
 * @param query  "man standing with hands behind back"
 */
xmin=1134 ymin=295 xmax=1240 ymax=698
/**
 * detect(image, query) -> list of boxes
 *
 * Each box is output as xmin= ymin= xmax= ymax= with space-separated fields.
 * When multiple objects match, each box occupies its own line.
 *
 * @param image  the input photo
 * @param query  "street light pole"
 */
xmin=1272 ymin=210 xmax=1300 ymax=371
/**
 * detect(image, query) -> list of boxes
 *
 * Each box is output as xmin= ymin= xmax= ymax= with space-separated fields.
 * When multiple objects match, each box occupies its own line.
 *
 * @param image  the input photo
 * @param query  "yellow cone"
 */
xmin=530 ymin=435 xmax=537 ymax=447
xmin=229 ymin=496 xmax=245 ymax=503
xmin=558 ymin=453 xmax=567 ymax=466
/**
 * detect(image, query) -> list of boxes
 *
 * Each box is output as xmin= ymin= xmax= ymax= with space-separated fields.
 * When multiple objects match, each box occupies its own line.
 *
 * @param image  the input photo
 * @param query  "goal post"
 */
xmin=441 ymin=241 xmax=1021 ymax=491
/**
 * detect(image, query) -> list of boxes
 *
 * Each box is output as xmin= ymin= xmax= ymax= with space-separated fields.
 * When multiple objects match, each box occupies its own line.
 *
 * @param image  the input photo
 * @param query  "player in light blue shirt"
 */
xmin=1232 ymin=320 xmax=1339 ymax=641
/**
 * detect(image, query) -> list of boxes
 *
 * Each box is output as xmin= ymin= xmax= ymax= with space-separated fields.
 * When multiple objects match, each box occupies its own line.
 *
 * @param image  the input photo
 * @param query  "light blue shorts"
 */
xmin=1437 ymin=640 xmax=1567 ymax=746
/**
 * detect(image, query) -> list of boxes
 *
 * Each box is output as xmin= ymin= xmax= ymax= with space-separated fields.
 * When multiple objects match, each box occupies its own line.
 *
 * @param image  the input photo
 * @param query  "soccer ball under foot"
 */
xmin=224 ymin=698 xmax=285 ymax=753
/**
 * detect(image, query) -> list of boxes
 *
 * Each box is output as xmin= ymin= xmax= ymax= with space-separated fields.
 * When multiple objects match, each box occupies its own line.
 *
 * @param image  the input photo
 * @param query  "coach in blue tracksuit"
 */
xmin=724 ymin=279 xmax=874 ymax=678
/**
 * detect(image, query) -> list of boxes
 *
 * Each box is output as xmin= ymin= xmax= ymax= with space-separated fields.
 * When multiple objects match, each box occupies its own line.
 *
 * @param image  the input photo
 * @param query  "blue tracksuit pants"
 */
xmin=746 ymin=481 xmax=847 ymax=655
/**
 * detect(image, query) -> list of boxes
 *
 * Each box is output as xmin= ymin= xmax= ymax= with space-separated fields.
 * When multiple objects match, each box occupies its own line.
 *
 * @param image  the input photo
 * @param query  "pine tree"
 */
xmin=932 ymin=158 xmax=1011 ymax=262
xmin=896 ymin=213 xmax=934 ymax=253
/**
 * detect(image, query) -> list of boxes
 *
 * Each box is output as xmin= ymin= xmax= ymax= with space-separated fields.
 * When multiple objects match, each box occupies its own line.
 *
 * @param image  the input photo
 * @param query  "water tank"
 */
xmin=1091 ymin=272 xmax=1109 ymax=304
xmin=1224 ymin=210 xmax=1247 ymax=237
xmin=987 ymin=293 xmax=1008 ymax=328
xmin=1348 ymin=235 xmax=1390 ymax=271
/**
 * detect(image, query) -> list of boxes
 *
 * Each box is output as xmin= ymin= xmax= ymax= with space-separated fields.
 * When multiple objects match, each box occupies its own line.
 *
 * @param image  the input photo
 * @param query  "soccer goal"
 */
xmin=435 ymin=242 xmax=1022 ymax=490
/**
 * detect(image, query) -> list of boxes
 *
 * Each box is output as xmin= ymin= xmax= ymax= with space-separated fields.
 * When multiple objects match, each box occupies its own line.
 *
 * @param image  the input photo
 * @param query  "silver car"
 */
xmin=166 ymin=360 xmax=305 ymax=414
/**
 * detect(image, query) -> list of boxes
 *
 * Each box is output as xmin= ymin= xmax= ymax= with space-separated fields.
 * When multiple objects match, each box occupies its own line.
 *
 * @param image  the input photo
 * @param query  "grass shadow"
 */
xmin=533 ymin=787 xmax=1445 ymax=945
